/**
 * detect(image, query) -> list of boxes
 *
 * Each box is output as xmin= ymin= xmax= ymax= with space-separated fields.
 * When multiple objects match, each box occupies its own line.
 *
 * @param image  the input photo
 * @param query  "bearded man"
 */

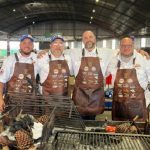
xmin=71 ymin=31 xmax=113 ymax=120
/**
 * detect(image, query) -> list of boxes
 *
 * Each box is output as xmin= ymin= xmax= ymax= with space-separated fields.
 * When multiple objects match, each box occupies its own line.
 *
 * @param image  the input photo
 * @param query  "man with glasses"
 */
xmin=37 ymin=35 xmax=72 ymax=96
xmin=106 ymin=37 xmax=150 ymax=121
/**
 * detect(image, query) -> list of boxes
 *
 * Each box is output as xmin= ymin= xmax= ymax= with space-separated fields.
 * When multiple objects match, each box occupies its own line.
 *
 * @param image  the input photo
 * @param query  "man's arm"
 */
xmin=0 ymin=56 xmax=14 ymax=112
xmin=37 ymin=50 xmax=47 ymax=58
xmin=0 ymin=82 xmax=5 ymax=112
xmin=137 ymin=49 xmax=150 ymax=60
xmin=145 ymin=59 xmax=150 ymax=82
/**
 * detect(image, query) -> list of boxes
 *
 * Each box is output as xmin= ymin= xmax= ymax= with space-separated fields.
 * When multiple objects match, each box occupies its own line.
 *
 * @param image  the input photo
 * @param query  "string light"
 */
xmin=92 ymin=9 xmax=96 ymax=13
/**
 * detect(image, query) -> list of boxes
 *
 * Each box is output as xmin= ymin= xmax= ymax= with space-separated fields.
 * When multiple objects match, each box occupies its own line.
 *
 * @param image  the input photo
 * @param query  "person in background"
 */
xmin=37 ymin=34 xmax=73 ymax=96
xmin=0 ymin=35 xmax=38 ymax=112
xmin=106 ymin=37 xmax=150 ymax=121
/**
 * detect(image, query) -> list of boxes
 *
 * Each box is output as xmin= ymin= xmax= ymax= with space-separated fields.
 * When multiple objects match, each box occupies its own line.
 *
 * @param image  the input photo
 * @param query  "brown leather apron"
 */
xmin=7 ymin=54 xmax=35 ymax=93
xmin=112 ymin=58 xmax=148 ymax=121
xmin=42 ymin=54 xmax=70 ymax=96
xmin=72 ymin=49 xmax=105 ymax=115
xmin=4 ymin=53 xmax=36 ymax=122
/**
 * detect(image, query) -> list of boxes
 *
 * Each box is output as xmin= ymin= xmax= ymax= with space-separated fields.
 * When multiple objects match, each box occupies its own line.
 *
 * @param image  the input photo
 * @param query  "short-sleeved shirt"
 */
xmin=0 ymin=52 xmax=38 ymax=83
xmin=37 ymin=51 xmax=73 ymax=84
xmin=70 ymin=47 xmax=115 ymax=77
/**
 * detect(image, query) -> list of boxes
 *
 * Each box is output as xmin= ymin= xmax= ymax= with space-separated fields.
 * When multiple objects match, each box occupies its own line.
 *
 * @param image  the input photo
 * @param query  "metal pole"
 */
xmin=7 ymin=34 xmax=10 ymax=56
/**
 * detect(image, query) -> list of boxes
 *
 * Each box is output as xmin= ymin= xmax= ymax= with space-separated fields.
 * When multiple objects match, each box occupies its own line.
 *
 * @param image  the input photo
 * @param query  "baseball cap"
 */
xmin=50 ymin=35 xmax=64 ymax=43
xmin=20 ymin=34 xmax=34 ymax=42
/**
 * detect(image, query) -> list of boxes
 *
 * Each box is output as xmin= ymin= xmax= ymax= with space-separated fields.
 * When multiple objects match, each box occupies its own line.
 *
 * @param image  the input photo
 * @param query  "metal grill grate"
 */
xmin=4 ymin=92 xmax=85 ymax=130
xmin=48 ymin=131 xmax=150 ymax=150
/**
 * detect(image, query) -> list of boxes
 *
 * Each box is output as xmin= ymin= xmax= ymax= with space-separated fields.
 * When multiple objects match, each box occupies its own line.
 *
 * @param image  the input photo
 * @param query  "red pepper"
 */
xmin=105 ymin=126 xmax=116 ymax=133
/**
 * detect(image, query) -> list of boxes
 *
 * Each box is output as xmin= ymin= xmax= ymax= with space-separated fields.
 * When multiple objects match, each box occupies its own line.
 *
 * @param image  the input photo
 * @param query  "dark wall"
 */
xmin=39 ymin=42 xmax=50 ymax=50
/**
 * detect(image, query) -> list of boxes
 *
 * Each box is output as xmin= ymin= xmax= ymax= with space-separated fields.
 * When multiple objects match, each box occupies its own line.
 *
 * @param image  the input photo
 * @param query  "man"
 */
xmin=71 ymin=31 xmax=115 ymax=120
xmin=0 ymin=35 xmax=37 ymax=112
xmin=107 ymin=37 xmax=150 ymax=121
xmin=37 ymin=35 xmax=72 ymax=96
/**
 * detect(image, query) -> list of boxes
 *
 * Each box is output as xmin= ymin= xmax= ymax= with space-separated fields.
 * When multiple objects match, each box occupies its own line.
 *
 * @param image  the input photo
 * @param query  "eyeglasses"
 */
xmin=121 ymin=45 xmax=133 ymax=48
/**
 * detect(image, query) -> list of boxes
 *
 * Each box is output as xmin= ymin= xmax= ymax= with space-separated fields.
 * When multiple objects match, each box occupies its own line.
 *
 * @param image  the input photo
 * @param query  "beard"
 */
xmin=121 ymin=52 xmax=133 ymax=58
xmin=85 ymin=42 xmax=95 ymax=50
xmin=51 ymin=49 xmax=63 ymax=58
xmin=21 ymin=50 xmax=32 ymax=56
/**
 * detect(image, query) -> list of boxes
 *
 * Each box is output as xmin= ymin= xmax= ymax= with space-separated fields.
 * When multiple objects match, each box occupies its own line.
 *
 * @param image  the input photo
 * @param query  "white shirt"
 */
xmin=37 ymin=51 xmax=73 ymax=84
xmin=0 ymin=52 xmax=38 ymax=83
xmin=70 ymin=47 xmax=115 ymax=77
xmin=106 ymin=50 xmax=150 ymax=106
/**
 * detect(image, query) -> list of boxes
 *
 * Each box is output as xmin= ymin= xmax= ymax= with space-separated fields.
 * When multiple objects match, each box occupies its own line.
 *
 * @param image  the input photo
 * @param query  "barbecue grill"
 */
xmin=44 ymin=131 xmax=150 ymax=150
xmin=5 ymin=93 xmax=148 ymax=133
xmin=84 ymin=120 xmax=148 ymax=133
xmin=3 ymin=92 xmax=150 ymax=150
xmin=4 ymin=92 xmax=85 ymax=130
xmin=39 ymin=119 xmax=150 ymax=149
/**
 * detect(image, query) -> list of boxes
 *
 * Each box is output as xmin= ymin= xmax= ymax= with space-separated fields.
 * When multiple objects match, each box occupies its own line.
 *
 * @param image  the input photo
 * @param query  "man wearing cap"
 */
xmin=0 ymin=34 xmax=37 ymax=112
xmin=37 ymin=35 xmax=72 ymax=96
xmin=106 ymin=37 xmax=150 ymax=121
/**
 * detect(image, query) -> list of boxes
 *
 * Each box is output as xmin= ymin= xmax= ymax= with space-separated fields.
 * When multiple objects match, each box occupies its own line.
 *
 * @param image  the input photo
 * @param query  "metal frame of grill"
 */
xmin=46 ymin=131 xmax=150 ymax=150
xmin=4 ymin=92 xmax=85 ymax=130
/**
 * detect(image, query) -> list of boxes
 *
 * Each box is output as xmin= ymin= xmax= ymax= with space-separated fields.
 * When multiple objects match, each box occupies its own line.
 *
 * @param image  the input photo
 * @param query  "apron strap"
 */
xmin=63 ymin=53 xmax=65 ymax=59
xmin=49 ymin=54 xmax=65 ymax=61
xmin=82 ymin=48 xmax=98 ymax=57
xmin=14 ymin=53 xmax=19 ymax=62
xmin=133 ymin=57 xmax=136 ymax=65
xmin=82 ymin=48 xmax=85 ymax=57
xmin=117 ymin=60 xmax=121 ymax=69
xmin=49 ymin=54 xmax=52 ymax=61
xmin=15 ymin=53 xmax=34 ymax=63
xmin=117 ymin=57 xmax=136 ymax=69
xmin=96 ymin=49 xmax=98 ymax=55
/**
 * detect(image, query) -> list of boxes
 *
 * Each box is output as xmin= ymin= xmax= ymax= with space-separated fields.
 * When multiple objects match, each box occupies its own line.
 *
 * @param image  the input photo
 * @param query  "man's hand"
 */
xmin=0 ymin=98 xmax=5 ymax=112
xmin=137 ymin=49 xmax=150 ymax=60
xmin=0 ymin=83 xmax=5 ymax=112
xmin=37 ymin=50 xmax=47 ymax=58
